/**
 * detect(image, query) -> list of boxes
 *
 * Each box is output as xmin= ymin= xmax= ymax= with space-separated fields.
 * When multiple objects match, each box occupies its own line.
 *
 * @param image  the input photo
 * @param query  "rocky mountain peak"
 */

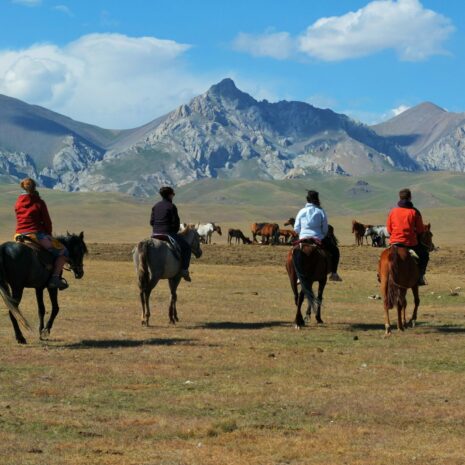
xmin=205 ymin=78 xmax=256 ymax=108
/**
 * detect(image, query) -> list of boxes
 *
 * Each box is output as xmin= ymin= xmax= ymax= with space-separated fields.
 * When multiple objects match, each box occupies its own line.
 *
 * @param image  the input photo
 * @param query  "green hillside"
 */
xmin=0 ymin=172 xmax=464 ymax=245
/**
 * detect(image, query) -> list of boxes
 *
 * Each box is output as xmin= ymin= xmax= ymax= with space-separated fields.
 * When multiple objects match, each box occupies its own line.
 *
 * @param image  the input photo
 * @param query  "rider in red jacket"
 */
xmin=386 ymin=188 xmax=429 ymax=285
xmin=15 ymin=178 xmax=69 ymax=290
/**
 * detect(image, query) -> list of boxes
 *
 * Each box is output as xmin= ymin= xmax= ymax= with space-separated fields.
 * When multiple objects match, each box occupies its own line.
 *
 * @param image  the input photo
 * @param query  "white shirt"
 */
xmin=294 ymin=203 xmax=328 ymax=240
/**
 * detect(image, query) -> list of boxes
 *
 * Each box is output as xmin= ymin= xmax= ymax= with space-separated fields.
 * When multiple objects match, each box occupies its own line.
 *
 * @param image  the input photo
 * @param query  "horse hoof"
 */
xmin=40 ymin=329 xmax=50 ymax=340
xmin=141 ymin=321 xmax=146 ymax=326
xmin=316 ymin=319 xmax=324 ymax=325
xmin=17 ymin=337 xmax=27 ymax=345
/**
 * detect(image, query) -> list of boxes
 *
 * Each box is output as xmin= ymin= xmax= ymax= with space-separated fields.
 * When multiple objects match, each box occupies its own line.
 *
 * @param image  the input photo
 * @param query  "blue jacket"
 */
xmin=294 ymin=203 xmax=328 ymax=240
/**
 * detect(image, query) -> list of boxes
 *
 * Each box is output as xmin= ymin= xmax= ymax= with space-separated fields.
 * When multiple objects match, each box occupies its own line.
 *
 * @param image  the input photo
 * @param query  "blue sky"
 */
xmin=0 ymin=0 xmax=463 ymax=128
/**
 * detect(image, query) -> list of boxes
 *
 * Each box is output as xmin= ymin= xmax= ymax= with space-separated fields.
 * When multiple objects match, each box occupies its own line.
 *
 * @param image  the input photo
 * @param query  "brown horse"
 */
xmin=378 ymin=224 xmax=434 ymax=335
xmin=251 ymin=223 xmax=279 ymax=244
xmin=279 ymin=229 xmax=298 ymax=244
xmin=352 ymin=220 xmax=372 ymax=246
xmin=284 ymin=217 xmax=295 ymax=227
xmin=286 ymin=242 xmax=329 ymax=328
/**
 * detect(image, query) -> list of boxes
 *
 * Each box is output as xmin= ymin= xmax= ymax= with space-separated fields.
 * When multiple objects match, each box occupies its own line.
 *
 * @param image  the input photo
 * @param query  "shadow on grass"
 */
xmin=197 ymin=320 xmax=289 ymax=330
xmin=349 ymin=322 xmax=465 ymax=333
xmin=62 ymin=337 xmax=196 ymax=349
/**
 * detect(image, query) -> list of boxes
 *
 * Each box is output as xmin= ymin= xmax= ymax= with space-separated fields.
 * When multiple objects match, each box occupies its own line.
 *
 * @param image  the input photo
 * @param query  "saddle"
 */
xmin=15 ymin=234 xmax=54 ymax=272
xmin=390 ymin=243 xmax=419 ymax=261
xmin=151 ymin=234 xmax=181 ymax=261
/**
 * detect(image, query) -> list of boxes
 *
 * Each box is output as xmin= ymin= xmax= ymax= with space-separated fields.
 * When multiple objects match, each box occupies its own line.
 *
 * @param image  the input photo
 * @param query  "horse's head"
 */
xmin=62 ymin=231 xmax=88 ymax=279
xmin=420 ymin=223 xmax=435 ymax=252
xmin=284 ymin=217 xmax=295 ymax=227
xmin=351 ymin=219 xmax=356 ymax=233
xmin=184 ymin=228 xmax=203 ymax=259
xmin=214 ymin=225 xmax=222 ymax=236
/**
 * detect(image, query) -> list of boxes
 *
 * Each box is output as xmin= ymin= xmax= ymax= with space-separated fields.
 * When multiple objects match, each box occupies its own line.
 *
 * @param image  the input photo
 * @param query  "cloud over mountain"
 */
xmin=233 ymin=0 xmax=454 ymax=62
xmin=0 ymin=33 xmax=213 ymax=128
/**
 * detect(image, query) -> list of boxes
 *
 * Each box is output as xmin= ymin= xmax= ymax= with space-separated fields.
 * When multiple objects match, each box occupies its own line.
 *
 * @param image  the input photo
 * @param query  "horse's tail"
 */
xmin=387 ymin=246 xmax=400 ymax=309
xmin=136 ymin=241 xmax=150 ymax=291
xmin=0 ymin=248 xmax=31 ymax=332
xmin=292 ymin=247 xmax=319 ymax=310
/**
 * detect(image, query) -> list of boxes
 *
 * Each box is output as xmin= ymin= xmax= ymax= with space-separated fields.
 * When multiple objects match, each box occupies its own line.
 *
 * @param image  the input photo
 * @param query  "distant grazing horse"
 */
xmin=258 ymin=223 xmax=280 ymax=245
xmin=228 ymin=229 xmax=252 ymax=245
xmin=134 ymin=227 xmax=202 ymax=326
xmin=365 ymin=225 xmax=390 ymax=247
xmin=352 ymin=220 xmax=371 ymax=246
xmin=0 ymin=232 xmax=87 ymax=344
xmin=279 ymin=229 xmax=298 ymax=244
xmin=378 ymin=224 xmax=434 ymax=335
xmin=286 ymin=240 xmax=330 ymax=328
xmin=196 ymin=223 xmax=222 ymax=244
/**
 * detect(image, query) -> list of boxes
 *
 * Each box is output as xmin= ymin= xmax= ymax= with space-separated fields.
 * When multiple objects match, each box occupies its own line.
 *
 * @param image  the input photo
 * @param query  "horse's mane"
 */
xmin=57 ymin=233 xmax=88 ymax=255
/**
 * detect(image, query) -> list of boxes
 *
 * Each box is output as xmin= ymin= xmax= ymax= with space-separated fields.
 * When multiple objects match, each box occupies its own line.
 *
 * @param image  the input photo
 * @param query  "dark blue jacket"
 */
xmin=150 ymin=199 xmax=180 ymax=234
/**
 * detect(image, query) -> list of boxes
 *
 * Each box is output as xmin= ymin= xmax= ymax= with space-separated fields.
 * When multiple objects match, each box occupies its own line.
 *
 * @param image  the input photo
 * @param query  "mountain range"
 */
xmin=1 ymin=78 xmax=464 ymax=196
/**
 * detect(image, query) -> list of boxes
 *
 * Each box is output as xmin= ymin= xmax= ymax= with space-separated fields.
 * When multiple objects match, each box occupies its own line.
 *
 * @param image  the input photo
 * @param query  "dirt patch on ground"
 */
xmin=88 ymin=243 xmax=465 ymax=274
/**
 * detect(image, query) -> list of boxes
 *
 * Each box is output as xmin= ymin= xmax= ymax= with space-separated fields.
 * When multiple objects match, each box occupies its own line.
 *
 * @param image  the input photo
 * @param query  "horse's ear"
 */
xmin=427 ymin=223 xmax=431 ymax=230
xmin=67 ymin=230 xmax=71 ymax=236
xmin=79 ymin=231 xmax=84 ymax=240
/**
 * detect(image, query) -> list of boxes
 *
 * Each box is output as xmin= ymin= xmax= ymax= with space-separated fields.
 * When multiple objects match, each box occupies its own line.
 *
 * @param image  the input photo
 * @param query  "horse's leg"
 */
xmin=397 ymin=290 xmax=406 ymax=331
xmin=409 ymin=286 xmax=420 ymax=328
xmin=140 ymin=290 xmax=147 ymax=326
xmin=315 ymin=279 xmax=326 ymax=324
xmin=168 ymin=277 xmax=181 ymax=324
xmin=36 ymin=288 xmax=46 ymax=335
xmin=10 ymin=287 xmax=26 ymax=344
xmin=381 ymin=275 xmax=391 ymax=336
xmin=303 ymin=285 xmax=315 ymax=324
xmin=43 ymin=288 xmax=59 ymax=337
xmin=295 ymin=290 xmax=305 ymax=328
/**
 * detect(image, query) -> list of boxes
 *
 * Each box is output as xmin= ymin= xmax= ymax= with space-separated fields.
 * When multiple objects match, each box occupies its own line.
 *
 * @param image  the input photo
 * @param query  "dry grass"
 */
xmin=0 ymin=245 xmax=464 ymax=465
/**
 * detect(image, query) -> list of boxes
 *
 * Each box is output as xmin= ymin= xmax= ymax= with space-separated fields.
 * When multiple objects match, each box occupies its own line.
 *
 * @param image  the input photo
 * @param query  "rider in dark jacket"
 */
xmin=150 ymin=186 xmax=191 ymax=281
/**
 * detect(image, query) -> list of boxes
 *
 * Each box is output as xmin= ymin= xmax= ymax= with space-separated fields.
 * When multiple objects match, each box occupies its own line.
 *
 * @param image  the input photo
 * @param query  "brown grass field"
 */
xmin=1 ymin=242 xmax=464 ymax=465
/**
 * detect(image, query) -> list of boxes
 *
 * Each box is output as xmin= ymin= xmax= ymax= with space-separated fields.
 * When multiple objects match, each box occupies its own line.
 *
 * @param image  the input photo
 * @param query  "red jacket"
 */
xmin=15 ymin=193 xmax=52 ymax=235
xmin=387 ymin=206 xmax=424 ymax=246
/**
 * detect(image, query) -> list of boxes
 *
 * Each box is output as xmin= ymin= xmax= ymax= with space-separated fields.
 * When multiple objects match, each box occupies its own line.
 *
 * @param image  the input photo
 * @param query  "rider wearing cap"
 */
xmin=150 ymin=186 xmax=192 ymax=281
xmin=294 ymin=190 xmax=342 ymax=282
xmin=386 ymin=188 xmax=429 ymax=285
xmin=14 ymin=178 xmax=69 ymax=290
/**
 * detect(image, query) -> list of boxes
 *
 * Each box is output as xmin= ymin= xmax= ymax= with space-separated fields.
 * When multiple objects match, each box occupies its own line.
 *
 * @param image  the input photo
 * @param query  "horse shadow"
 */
xmin=348 ymin=322 xmax=465 ymax=333
xmin=196 ymin=320 xmax=289 ymax=330
xmin=61 ymin=337 xmax=196 ymax=350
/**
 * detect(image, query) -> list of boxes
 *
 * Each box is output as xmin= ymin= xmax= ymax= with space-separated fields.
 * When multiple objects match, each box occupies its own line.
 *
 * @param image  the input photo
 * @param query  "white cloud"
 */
xmin=12 ymin=0 xmax=41 ymax=6
xmin=53 ymin=5 xmax=73 ymax=17
xmin=391 ymin=104 xmax=410 ymax=116
xmin=0 ymin=33 xmax=218 ymax=128
xmin=232 ymin=31 xmax=295 ymax=60
xmin=234 ymin=0 xmax=454 ymax=62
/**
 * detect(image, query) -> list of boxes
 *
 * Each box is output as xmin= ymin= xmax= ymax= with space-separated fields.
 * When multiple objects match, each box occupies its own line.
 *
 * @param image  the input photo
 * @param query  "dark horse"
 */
xmin=378 ymin=225 xmax=434 ymax=336
xmin=286 ymin=241 xmax=329 ymax=328
xmin=0 ymin=232 xmax=88 ymax=344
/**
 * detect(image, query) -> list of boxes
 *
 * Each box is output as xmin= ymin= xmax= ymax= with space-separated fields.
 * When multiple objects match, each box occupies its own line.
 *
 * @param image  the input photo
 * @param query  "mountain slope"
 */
xmin=2 ymin=79 xmax=465 ymax=196
xmin=372 ymin=102 xmax=465 ymax=171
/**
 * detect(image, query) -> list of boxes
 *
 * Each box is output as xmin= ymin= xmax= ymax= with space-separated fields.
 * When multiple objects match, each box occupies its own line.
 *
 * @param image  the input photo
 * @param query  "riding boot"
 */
xmin=48 ymin=274 xmax=69 ymax=290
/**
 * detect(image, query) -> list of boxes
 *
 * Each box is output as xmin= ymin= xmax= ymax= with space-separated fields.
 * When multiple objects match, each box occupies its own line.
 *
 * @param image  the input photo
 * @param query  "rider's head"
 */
xmin=20 ymin=178 xmax=37 ymax=195
xmin=399 ymin=188 xmax=412 ymax=201
xmin=159 ymin=186 xmax=175 ymax=201
xmin=306 ymin=190 xmax=321 ymax=207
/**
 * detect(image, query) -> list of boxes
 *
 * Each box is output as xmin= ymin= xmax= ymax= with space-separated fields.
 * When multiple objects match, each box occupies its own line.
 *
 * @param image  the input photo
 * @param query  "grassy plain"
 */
xmin=0 ymin=244 xmax=464 ymax=465
xmin=0 ymin=173 xmax=464 ymax=464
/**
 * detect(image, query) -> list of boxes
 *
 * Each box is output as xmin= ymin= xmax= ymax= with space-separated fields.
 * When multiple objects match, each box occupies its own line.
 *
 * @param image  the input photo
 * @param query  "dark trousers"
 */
xmin=411 ymin=244 xmax=429 ymax=275
xmin=322 ymin=237 xmax=340 ymax=273
xmin=171 ymin=233 xmax=191 ymax=270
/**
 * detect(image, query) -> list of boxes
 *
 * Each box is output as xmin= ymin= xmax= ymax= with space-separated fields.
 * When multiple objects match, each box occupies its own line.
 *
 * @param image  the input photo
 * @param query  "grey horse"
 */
xmin=133 ymin=228 xmax=202 ymax=326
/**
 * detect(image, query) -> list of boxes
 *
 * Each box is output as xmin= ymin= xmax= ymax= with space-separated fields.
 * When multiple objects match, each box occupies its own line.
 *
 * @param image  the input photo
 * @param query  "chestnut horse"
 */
xmin=351 ymin=220 xmax=371 ymax=246
xmin=286 ymin=242 xmax=329 ymax=328
xmin=378 ymin=224 xmax=434 ymax=335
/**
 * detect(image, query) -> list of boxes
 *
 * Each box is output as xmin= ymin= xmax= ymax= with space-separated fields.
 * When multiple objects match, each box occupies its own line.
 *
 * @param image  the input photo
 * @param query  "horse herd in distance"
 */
xmin=183 ymin=219 xmax=391 ymax=248
xmin=181 ymin=220 xmax=298 ymax=246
